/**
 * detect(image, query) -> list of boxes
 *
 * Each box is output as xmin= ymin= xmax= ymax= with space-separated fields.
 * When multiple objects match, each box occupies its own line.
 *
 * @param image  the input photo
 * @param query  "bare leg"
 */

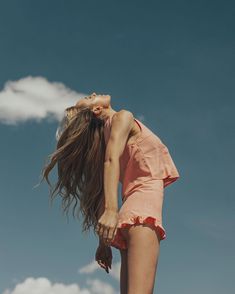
xmin=122 ymin=224 xmax=161 ymax=294
xmin=119 ymin=248 xmax=128 ymax=294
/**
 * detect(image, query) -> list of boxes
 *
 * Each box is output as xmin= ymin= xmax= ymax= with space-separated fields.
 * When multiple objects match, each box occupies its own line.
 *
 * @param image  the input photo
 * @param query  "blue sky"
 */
xmin=0 ymin=0 xmax=234 ymax=293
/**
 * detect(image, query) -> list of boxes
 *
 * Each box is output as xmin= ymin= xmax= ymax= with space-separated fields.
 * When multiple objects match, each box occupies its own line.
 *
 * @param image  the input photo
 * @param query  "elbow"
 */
xmin=104 ymin=157 xmax=120 ymax=165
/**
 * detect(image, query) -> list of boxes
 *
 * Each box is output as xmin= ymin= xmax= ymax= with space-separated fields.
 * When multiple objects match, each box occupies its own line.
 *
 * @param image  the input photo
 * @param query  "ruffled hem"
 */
xmin=110 ymin=215 xmax=166 ymax=250
xmin=163 ymin=175 xmax=180 ymax=188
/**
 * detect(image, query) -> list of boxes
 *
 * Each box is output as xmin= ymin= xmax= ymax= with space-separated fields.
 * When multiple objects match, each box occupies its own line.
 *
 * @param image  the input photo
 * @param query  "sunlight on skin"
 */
xmin=75 ymin=92 xmax=111 ymax=109
xmin=73 ymin=92 xmax=115 ymax=120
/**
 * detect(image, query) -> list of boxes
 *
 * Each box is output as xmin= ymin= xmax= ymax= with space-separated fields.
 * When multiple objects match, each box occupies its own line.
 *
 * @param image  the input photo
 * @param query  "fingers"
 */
xmin=112 ymin=227 xmax=117 ymax=242
xmin=96 ymin=224 xmax=117 ymax=245
xmin=105 ymin=226 xmax=117 ymax=245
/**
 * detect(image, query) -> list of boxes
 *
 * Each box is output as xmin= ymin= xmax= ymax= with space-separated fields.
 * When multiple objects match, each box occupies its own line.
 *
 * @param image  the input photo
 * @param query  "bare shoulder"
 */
xmin=111 ymin=110 xmax=135 ymax=138
xmin=112 ymin=109 xmax=134 ymax=124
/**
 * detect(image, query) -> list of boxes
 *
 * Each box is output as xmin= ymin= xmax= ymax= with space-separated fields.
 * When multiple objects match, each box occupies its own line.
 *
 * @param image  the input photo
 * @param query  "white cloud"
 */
xmin=108 ymin=262 xmax=121 ymax=281
xmin=78 ymin=260 xmax=100 ymax=274
xmin=86 ymin=278 xmax=118 ymax=294
xmin=2 ymin=277 xmax=118 ymax=294
xmin=78 ymin=260 xmax=121 ymax=281
xmin=0 ymin=76 xmax=87 ymax=125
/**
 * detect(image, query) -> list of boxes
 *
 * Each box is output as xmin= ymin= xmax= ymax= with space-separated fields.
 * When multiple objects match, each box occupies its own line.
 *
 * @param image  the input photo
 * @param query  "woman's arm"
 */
xmin=103 ymin=110 xmax=134 ymax=211
xmin=96 ymin=110 xmax=133 ymax=245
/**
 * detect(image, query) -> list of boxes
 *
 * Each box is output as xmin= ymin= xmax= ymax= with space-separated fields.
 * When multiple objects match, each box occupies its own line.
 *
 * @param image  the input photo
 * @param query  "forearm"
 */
xmin=103 ymin=159 xmax=119 ymax=212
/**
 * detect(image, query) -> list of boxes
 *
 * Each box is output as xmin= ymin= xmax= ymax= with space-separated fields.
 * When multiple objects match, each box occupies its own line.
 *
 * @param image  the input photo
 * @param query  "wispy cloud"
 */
xmin=78 ymin=260 xmax=121 ymax=281
xmin=0 ymin=76 xmax=86 ymax=125
xmin=2 ymin=276 xmax=118 ymax=294
xmin=78 ymin=260 xmax=100 ymax=274
xmin=86 ymin=278 xmax=118 ymax=294
xmin=108 ymin=262 xmax=121 ymax=281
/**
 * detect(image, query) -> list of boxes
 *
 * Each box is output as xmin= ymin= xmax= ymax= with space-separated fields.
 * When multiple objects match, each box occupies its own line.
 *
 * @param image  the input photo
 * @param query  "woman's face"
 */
xmin=75 ymin=92 xmax=111 ymax=110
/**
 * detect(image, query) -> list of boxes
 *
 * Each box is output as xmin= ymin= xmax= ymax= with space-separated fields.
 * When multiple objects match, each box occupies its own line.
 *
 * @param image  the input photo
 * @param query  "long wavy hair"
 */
xmin=40 ymin=105 xmax=106 ymax=236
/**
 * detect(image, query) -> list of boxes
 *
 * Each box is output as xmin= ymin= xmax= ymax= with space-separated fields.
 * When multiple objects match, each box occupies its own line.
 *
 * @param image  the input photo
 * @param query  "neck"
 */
xmin=102 ymin=107 xmax=117 ymax=121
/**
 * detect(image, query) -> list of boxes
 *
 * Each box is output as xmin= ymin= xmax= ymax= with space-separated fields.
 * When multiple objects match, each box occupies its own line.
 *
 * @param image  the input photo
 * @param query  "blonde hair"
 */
xmin=41 ymin=105 xmax=106 ymax=236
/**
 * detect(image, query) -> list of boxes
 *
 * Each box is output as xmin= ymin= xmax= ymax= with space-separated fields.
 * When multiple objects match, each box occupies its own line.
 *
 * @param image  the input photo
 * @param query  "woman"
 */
xmin=41 ymin=92 xmax=180 ymax=294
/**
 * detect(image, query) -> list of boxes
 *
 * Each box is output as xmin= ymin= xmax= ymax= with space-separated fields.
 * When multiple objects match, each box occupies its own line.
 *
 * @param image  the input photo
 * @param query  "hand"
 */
xmin=95 ymin=243 xmax=112 ymax=273
xmin=95 ymin=208 xmax=118 ymax=245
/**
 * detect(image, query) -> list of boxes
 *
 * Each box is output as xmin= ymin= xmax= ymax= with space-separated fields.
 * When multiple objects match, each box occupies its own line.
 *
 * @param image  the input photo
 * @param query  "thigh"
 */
xmin=125 ymin=224 xmax=161 ymax=294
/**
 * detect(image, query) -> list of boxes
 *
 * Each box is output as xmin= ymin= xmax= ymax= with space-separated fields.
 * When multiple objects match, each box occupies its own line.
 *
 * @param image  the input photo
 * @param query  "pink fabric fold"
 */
xmin=103 ymin=114 xmax=180 ymax=250
xmin=110 ymin=215 xmax=166 ymax=250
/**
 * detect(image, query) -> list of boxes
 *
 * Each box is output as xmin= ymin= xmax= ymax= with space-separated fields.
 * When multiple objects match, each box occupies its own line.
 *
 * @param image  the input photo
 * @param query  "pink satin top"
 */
xmin=103 ymin=113 xmax=180 ymax=199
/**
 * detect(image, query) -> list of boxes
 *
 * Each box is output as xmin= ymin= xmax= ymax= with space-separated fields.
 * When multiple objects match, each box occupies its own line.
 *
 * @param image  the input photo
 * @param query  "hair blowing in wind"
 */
xmin=40 ymin=106 xmax=106 ymax=236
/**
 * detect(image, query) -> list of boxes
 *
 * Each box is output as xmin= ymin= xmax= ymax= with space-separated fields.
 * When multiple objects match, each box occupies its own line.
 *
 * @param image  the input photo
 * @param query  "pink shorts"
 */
xmin=110 ymin=179 xmax=166 ymax=250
